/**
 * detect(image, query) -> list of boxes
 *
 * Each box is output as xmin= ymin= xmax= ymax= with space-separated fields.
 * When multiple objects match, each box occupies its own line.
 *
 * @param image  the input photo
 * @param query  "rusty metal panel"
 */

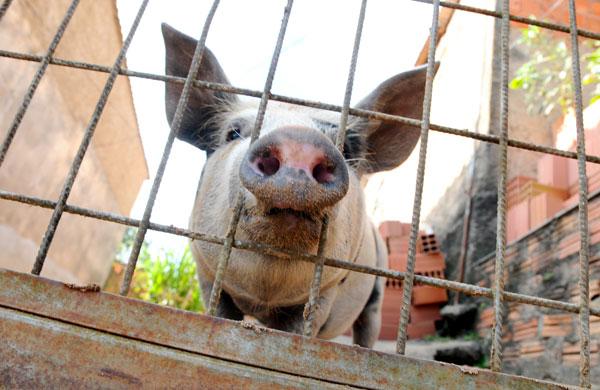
xmin=0 ymin=269 xmax=572 ymax=389
xmin=0 ymin=306 xmax=347 ymax=389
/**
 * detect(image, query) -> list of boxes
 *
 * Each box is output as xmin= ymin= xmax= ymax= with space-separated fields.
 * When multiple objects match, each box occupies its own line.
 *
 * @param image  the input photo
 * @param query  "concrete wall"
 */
xmin=364 ymin=0 xmax=497 ymax=226
xmin=425 ymin=0 xmax=594 ymax=285
xmin=424 ymin=0 xmax=500 ymax=283
xmin=425 ymin=1 xmax=600 ymax=383
xmin=473 ymin=193 xmax=600 ymax=385
xmin=0 ymin=0 xmax=147 ymax=284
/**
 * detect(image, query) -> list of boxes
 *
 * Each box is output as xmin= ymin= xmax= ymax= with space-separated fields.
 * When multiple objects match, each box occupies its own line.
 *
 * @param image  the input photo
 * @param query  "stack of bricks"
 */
xmin=506 ymin=110 xmax=600 ymax=243
xmin=378 ymin=221 xmax=448 ymax=340
xmin=478 ymin=303 xmax=599 ymax=366
xmin=506 ymin=175 xmax=569 ymax=242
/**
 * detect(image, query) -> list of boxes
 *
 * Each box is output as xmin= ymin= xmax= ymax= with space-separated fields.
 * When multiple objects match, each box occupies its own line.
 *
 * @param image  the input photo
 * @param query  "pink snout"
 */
xmin=239 ymin=127 xmax=349 ymax=212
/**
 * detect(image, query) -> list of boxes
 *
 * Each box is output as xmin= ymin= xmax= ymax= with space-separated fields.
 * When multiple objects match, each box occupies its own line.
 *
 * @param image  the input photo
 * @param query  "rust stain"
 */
xmin=0 ymin=269 xmax=574 ymax=389
xmin=64 ymin=283 xmax=100 ymax=292
xmin=98 ymin=368 xmax=142 ymax=385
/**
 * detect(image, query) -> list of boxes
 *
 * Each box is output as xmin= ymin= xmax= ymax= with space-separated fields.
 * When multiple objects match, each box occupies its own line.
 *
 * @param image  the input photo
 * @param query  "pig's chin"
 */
xmin=240 ymin=206 xmax=324 ymax=252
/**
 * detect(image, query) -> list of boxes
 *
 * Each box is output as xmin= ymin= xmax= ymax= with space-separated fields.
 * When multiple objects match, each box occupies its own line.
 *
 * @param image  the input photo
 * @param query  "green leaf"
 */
xmin=509 ymin=77 xmax=524 ymax=89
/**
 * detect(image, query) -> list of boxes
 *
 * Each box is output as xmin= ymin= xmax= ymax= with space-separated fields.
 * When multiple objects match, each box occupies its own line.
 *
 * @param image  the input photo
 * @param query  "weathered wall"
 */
xmin=425 ymin=0 xmax=501 ymax=285
xmin=425 ymin=1 xmax=600 ymax=384
xmin=0 ymin=0 xmax=147 ymax=284
xmin=425 ymin=0 xmax=592 ymax=289
xmin=364 ymin=0 xmax=497 ymax=225
xmin=473 ymin=194 xmax=600 ymax=385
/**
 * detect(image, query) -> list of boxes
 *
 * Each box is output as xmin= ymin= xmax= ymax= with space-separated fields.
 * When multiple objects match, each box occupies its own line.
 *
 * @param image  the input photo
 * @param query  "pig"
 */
xmin=162 ymin=23 xmax=430 ymax=348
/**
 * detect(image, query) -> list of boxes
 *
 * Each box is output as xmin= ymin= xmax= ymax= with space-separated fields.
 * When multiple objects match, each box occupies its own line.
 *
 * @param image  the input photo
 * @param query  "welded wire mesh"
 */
xmin=0 ymin=0 xmax=598 ymax=387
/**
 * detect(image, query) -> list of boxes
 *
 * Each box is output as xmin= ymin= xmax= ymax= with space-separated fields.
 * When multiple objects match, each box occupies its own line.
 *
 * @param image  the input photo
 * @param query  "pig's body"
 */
xmin=189 ymin=103 xmax=387 ymax=342
xmin=162 ymin=24 xmax=433 ymax=347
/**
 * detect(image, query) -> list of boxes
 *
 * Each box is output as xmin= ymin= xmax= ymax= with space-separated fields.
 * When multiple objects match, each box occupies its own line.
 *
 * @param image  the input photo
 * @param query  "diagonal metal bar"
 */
xmin=0 ymin=0 xmax=81 ymax=167
xmin=206 ymin=0 xmax=294 ymax=315
xmin=490 ymin=0 xmax=510 ymax=373
xmin=395 ymin=0 xmax=440 ymax=355
xmin=567 ymin=1 xmax=591 ymax=387
xmin=3 ymin=188 xmax=600 ymax=319
xmin=119 ymin=0 xmax=221 ymax=296
xmin=31 ymin=0 xmax=150 ymax=276
xmin=411 ymin=0 xmax=600 ymax=41
xmin=303 ymin=0 xmax=368 ymax=338
xmin=334 ymin=0 xmax=367 ymax=151
xmin=0 ymin=0 xmax=13 ymax=21
xmin=4 ymin=49 xmax=600 ymax=167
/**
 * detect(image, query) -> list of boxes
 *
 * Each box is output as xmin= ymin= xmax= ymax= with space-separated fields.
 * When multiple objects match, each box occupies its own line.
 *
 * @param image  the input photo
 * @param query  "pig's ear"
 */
xmin=355 ymin=63 xmax=438 ymax=174
xmin=162 ymin=23 xmax=238 ymax=153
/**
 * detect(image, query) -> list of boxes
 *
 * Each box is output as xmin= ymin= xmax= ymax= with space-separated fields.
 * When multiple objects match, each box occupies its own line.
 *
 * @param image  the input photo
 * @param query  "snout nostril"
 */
xmin=312 ymin=162 xmax=335 ymax=184
xmin=256 ymin=155 xmax=280 ymax=176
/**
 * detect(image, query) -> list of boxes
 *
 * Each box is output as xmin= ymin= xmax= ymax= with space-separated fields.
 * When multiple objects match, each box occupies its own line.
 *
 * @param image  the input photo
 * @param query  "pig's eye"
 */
xmin=226 ymin=125 xmax=242 ymax=142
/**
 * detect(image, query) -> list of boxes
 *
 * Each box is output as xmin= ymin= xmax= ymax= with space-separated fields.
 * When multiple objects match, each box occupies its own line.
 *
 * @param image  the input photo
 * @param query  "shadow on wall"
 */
xmin=0 ymin=0 xmax=147 ymax=284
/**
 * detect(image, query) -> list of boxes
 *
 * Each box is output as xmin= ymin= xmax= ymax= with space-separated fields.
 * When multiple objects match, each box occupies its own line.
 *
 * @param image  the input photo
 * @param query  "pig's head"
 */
xmin=162 ymin=23 xmax=429 ymax=259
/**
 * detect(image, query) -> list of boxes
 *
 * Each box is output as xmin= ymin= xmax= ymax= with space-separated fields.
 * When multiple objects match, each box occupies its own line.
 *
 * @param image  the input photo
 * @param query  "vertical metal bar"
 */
xmin=395 ymin=0 xmax=440 ymax=355
xmin=0 ymin=0 xmax=13 ymax=21
xmin=302 ymin=215 xmax=329 ymax=336
xmin=489 ymin=0 xmax=510 ymax=372
xmin=206 ymin=0 xmax=294 ymax=315
xmin=31 ymin=0 xmax=149 ymax=276
xmin=303 ymin=0 xmax=368 ymax=337
xmin=0 ymin=0 xmax=81 ymax=167
xmin=119 ymin=0 xmax=221 ymax=296
xmin=567 ymin=1 xmax=591 ymax=387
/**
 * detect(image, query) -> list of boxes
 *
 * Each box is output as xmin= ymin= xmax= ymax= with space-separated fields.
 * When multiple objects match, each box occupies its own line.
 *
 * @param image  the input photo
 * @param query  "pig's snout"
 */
xmin=240 ymin=127 xmax=349 ymax=212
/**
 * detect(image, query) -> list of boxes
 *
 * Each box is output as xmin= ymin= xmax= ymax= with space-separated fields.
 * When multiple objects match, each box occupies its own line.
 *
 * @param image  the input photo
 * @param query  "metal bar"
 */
xmin=334 ymin=0 xmax=367 ymax=151
xmin=206 ymin=0 xmax=294 ymax=315
xmin=490 ymin=0 xmax=510 ymax=373
xmin=303 ymin=216 xmax=330 ymax=336
xmin=2 ymin=189 xmax=600 ymax=318
xmin=30 ymin=0 xmax=150 ymax=276
xmin=0 ymin=0 xmax=81 ymax=167
xmin=1 ymin=307 xmax=347 ymax=389
xmin=411 ymin=0 xmax=600 ymax=41
xmin=0 ymin=0 xmax=13 ymax=21
xmin=3 ymin=49 xmax=600 ymax=167
xmin=303 ymin=0 xmax=367 ymax=338
xmin=119 ymin=0 xmax=221 ymax=296
xmin=567 ymin=1 xmax=591 ymax=387
xmin=395 ymin=0 xmax=439 ymax=355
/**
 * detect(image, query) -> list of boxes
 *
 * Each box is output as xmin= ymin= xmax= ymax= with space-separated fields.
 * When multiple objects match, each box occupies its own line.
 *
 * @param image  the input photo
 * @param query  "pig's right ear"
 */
xmin=162 ymin=23 xmax=238 ymax=154
xmin=354 ymin=63 xmax=438 ymax=174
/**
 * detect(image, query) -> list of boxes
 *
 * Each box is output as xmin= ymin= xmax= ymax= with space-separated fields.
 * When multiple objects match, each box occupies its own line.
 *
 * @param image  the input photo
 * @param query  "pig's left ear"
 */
xmin=355 ymin=63 xmax=438 ymax=174
xmin=162 ymin=23 xmax=238 ymax=153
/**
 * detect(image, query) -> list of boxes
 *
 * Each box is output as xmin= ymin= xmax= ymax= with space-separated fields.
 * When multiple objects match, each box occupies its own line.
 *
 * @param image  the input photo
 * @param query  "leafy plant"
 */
xmin=461 ymin=331 xmax=481 ymax=341
xmin=510 ymin=24 xmax=600 ymax=115
xmin=474 ymin=354 xmax=490 ymax=369
xmin=112 ymin=228 xmax=204 ymax=312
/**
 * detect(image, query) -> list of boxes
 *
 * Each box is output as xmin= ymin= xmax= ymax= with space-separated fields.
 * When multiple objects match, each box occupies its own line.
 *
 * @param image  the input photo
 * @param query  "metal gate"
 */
xmin=0 ymin=0 xmax=598 ymax=388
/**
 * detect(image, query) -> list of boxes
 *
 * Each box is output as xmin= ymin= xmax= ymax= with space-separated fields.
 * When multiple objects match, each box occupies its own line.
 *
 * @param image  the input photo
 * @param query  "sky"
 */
xmin=115 ymin=0 xmax=433 ymax=254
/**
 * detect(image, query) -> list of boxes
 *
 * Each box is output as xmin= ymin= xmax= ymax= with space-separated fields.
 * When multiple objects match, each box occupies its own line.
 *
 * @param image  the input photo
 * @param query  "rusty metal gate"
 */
xmin=0 ymin=0 xmax=599 ymax=388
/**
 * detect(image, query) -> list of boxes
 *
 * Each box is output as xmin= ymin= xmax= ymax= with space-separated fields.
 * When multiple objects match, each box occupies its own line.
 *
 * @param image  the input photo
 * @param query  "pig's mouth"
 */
xmin=240 ymin=205 xmax=323 ymax=252
xmin=265 ymin=207 xmax=316 ymax=223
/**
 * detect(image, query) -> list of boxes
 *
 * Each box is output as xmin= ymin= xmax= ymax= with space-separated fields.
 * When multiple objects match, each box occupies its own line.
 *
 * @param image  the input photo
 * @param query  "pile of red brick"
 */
xmin=378 ymin=221 xmax=448 ymax=340
xmin=507 ymin=115 xmax=600 ymax=242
